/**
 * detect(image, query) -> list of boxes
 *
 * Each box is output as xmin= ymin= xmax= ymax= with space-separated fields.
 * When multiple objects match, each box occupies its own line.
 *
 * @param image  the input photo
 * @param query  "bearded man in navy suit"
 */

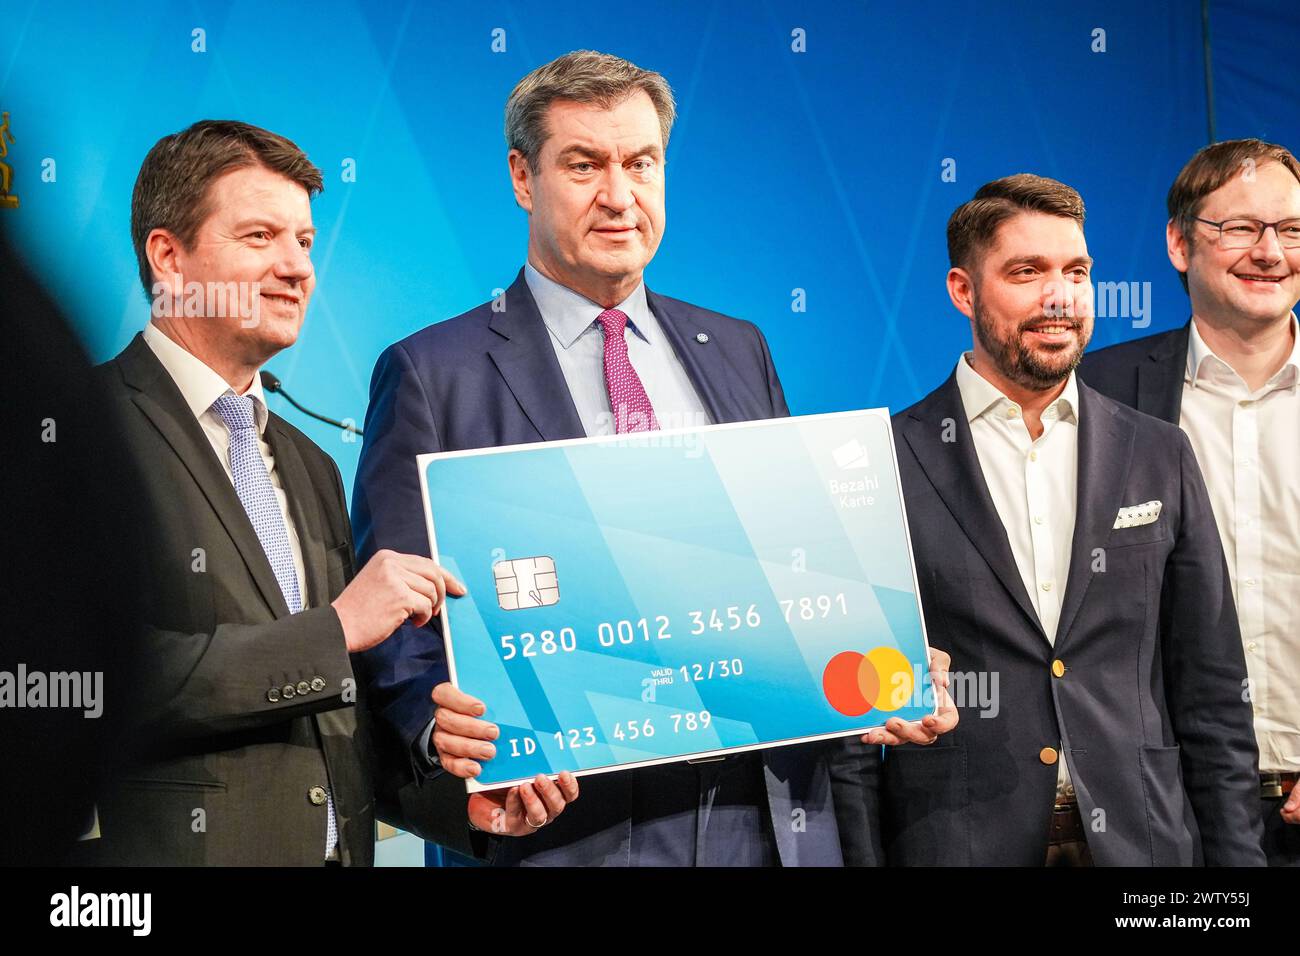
xmin=846 ymin=174 xmax=1265 ymax=867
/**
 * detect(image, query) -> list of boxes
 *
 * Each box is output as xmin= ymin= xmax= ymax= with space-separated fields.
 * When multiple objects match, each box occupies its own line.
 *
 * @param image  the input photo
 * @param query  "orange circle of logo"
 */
xmin=822 ymin=651 xmax=871 ymax=716
xmin=822 ymin=646 xmax=915 ymax=716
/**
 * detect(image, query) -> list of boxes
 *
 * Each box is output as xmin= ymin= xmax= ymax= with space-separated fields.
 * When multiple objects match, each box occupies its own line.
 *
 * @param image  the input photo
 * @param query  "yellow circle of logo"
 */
xmin=865 ymin=646 xmax=914 ymax=712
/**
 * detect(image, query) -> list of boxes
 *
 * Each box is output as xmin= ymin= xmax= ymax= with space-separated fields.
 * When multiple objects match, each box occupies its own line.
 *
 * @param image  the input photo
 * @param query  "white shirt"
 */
xmin=524 ymin=262 xmax=712 ymax=436
xmin=956 ymin=354 xmax=1080 ymax=641
xmin=1179 ymin=315 xmax=1300 ymax=773
xmin=956 ymin=354 xmax=1080 ymax=794
xmin=142 ymin=322 xmax=308 ymax=607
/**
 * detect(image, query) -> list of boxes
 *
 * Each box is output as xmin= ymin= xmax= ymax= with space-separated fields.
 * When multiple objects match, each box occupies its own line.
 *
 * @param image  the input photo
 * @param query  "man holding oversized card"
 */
xmin=352 ymin=50 xmax=955 ymax=865
xmin=90 ymin=121 xmax=461 ymax=866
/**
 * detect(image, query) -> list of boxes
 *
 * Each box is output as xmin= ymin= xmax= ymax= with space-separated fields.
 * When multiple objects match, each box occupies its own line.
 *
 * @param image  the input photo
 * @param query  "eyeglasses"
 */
xmin=1192 ymin=216 xmax=1300 ymax=249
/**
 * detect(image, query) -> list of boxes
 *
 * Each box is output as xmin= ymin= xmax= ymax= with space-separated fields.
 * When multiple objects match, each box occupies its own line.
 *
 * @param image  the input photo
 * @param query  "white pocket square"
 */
xmin=1114 ymin=500 xmax=1163 ymax=529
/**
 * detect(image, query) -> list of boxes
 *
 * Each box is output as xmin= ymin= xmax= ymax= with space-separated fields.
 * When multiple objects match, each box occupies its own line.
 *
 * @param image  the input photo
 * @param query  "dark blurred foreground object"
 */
xmin=0 ymin=225 xmax=144 ymax=865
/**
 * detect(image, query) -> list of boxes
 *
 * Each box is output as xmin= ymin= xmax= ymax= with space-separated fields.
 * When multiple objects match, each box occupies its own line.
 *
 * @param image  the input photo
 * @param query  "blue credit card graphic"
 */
xmin=418 ymin=410 xmax=935 ymax=791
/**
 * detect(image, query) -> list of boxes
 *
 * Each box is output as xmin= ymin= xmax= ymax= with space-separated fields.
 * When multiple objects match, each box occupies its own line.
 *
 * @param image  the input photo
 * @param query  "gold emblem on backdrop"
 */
xmin=0 ymin=111 xmax=19 ymax=209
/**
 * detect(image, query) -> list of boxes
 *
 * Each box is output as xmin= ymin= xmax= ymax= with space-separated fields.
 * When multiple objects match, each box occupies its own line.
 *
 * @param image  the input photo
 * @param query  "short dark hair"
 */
xmin=130 ymin=120 xmax=323 ymax=296
xmin=1166 ymin=138 xmax=1300 ymax=291
xmin=947 ymin=173 xmax=1086 ymax=274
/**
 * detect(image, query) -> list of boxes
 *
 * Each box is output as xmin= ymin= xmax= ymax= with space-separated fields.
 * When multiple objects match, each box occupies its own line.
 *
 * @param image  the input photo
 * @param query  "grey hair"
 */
xmin=505 ymin=50 xmax=676 ymax=172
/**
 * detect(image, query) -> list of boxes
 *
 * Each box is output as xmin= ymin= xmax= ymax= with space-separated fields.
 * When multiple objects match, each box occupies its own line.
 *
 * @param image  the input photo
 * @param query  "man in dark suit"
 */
xmin=90 ymin=120 xmax=460 ymax=865
xmin=1081 ymin=139 xmax=1300 ymax=865
xmin=353 ymin=51 xmax=953 ymax=866
xmin=846 ymin=174 xmax=1265 ymax=866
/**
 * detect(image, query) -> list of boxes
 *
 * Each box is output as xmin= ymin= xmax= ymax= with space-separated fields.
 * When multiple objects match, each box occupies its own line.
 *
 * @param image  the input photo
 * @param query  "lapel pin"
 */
xmin=695 ymin=332 xmax=709 ymax=344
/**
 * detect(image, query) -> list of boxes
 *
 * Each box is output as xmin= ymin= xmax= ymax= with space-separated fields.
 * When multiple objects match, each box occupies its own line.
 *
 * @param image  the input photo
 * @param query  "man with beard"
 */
xmin=841 ymin=174 xmax=1265 ymax=865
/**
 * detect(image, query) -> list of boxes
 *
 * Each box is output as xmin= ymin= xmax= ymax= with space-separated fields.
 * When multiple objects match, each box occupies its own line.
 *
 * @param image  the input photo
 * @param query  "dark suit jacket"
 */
xmin=1078 ymin=322 xmax=1191 ymax=425
xmin=88 ymin=333 xmax=375 ymax=866
xmin=352 ymin=269 xmax=854 ymax=866
xmin=857 ymin=371 xmax=1264 ymax=866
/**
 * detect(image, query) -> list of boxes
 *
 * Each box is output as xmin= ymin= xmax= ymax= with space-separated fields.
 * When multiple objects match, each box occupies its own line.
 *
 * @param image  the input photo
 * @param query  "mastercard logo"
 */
xmin=822 ymin=647 xmax=915 ymax=716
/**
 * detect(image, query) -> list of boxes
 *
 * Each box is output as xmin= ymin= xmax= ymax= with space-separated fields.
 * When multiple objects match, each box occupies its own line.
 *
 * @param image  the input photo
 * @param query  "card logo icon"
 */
xmin=494 ymin=555 xmax=560 ymax=610
xmin=832 ymin=438 xmax=870 ymax=470
xmin=822 ymin=646 xmax=914 ymax=716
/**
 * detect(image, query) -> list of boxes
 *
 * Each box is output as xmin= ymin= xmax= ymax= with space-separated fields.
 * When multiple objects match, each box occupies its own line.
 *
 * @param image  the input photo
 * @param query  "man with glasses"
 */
xmin=1082 ymin=138 xmax=1300 ymax=865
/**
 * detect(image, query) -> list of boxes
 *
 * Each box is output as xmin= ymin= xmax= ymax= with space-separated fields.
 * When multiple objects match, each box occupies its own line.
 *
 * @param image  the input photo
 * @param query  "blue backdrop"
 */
xmin=3 ymin=1 xmax=1296 ymax=495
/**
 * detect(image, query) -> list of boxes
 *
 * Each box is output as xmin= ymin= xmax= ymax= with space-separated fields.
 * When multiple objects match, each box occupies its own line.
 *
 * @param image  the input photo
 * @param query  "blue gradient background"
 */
xmin=2 ymin=1 xmax=1295 ymax=500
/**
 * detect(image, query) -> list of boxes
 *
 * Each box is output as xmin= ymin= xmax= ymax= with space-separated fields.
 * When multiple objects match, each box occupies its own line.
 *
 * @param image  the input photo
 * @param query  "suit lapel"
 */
xmin=264 ymin=420 xmax=362 ymax=860
xmin=264 ymin=417 xmax=328 ymax=608
xmin=645 ymin=289 xmax=740 ymax=423
xmin=487 ymin=271 xmax=587 ymax=441
xmin=118 ymin=334 xmax=289 ymax=618
xmin=1136 ymin=322 xmax=1189 ymax=425
xmin=1055 ymin=384 xmax=1136 ymax=647
xmin=900 ymin=374 xmax=1045 ymax=638
xmin=486 ymin=273 xmax=760 ymax=434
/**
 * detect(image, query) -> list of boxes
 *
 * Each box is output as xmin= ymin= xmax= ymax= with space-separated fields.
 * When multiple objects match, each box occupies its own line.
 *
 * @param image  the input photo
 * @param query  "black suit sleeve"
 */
xmin=1160 ymin=431 xmax=1266 ymax=865
xmin=829 ymin=738 xmax=886 ymax=866
xmin=132 ymin=438 xmax=358 ymax=741
xmin=136 ymin=607 xmax=356 ymax=740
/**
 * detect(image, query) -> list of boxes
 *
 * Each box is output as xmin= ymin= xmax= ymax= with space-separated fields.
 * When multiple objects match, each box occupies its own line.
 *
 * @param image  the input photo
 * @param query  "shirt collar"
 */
xmin=524 ymin=261 xmax=652 ymax=350
xmin=1185 ymin=317 xmax=1225 ymax=386
xmin=1187 ymin=312 xmax=1300 ymax=392
xmin=1284 ymin=315 xmax=1300 ymax=390
xmin=955 ymin=351 xmax=1080 ymax=425
xmin=142 ymin=321 xmax=269 ymax=432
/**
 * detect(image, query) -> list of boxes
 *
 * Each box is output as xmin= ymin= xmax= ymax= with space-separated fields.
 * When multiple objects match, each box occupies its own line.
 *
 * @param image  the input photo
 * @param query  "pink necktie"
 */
xmin=596 ymin=308 xmax=660 ymax=433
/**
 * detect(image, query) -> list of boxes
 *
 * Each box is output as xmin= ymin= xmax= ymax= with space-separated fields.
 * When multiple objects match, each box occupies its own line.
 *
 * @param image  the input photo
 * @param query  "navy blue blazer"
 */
xmin=352 ymin=270 xmax=851 ymax=866
xmin=862 ymin=371 xmax=1265 ymax=866
xmin=1078 ymin=322 xmax=1191 ymax=425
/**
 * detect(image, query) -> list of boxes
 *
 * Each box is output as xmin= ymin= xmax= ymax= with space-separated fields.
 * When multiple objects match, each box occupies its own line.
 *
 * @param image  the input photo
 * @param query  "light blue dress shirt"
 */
xmin=523 ymin=262 xmax=711 ymax=436
xmin=417 ymin=265 xmax=714 ymax=768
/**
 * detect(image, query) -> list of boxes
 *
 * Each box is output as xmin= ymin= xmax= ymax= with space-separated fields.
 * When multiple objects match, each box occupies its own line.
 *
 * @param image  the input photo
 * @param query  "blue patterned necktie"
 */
xmin=212 ymin=392 xmax=338 ymax=858
xmin=210 ymin=393 xmax=303 ymax=613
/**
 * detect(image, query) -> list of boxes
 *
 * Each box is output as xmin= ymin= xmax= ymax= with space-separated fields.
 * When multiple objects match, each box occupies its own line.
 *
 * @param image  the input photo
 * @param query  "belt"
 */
xmin=1049 ymin=797 xmax=1085 ymax=846
xmin=1261 ymin=772 xmax=1299 ymax=799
